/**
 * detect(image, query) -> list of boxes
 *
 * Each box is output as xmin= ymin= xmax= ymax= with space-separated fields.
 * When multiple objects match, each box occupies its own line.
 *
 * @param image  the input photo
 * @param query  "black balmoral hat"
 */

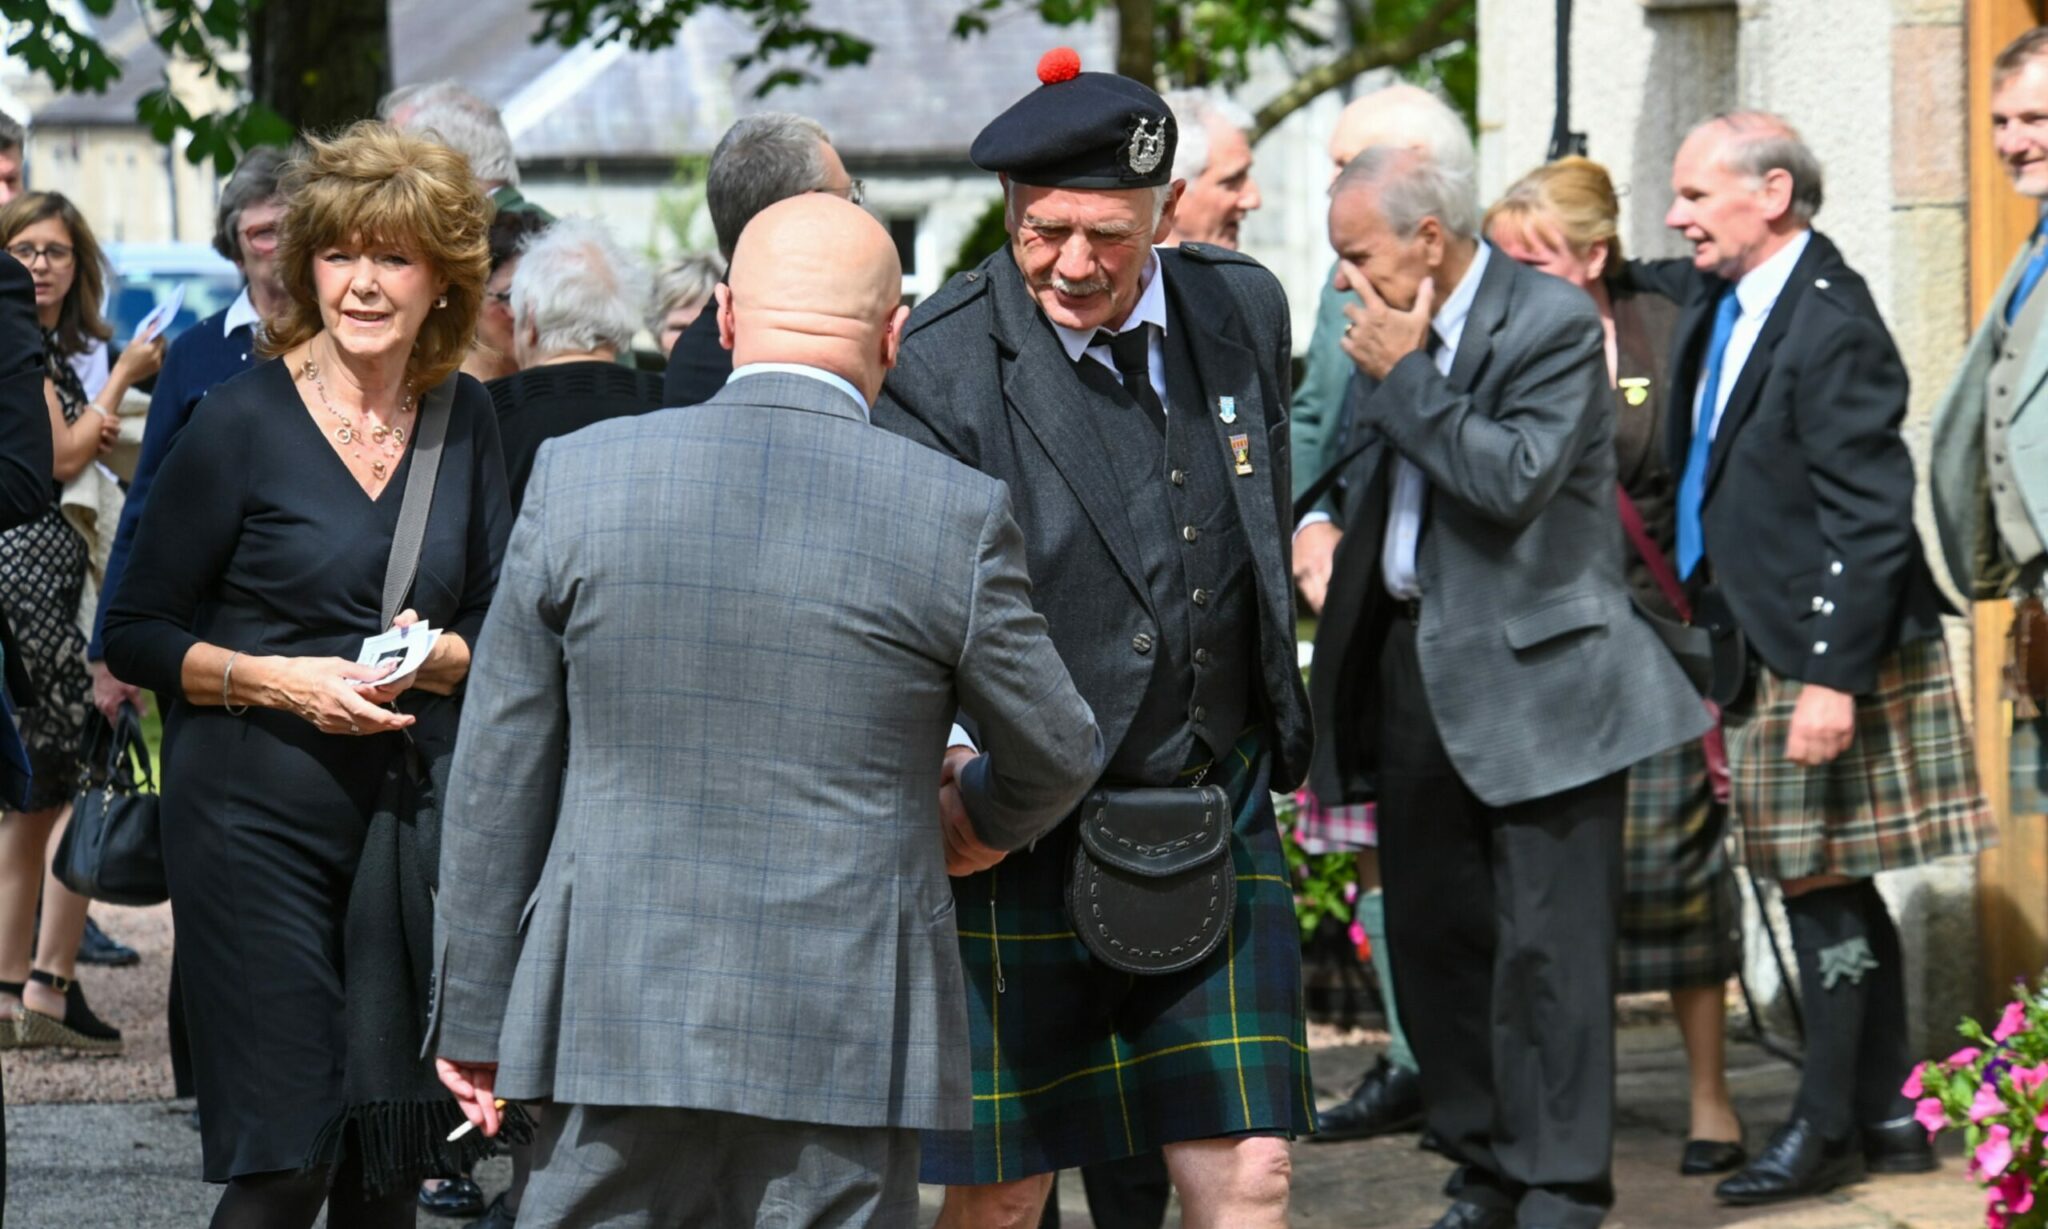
xmin=969 ymin=48 xmax=1178 ymax=190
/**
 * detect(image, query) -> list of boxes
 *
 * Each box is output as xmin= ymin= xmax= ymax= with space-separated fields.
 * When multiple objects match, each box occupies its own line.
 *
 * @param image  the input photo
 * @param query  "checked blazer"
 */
xmin=429 ymin=371 xmax=1103 ymax=1132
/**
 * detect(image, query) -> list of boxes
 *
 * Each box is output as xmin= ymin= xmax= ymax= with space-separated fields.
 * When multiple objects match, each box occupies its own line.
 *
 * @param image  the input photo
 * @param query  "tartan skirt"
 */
xmin=1723 ymin=637 xmax=1995 ymax=882
xmin=1619 ymin=737 xmax=1741 ymax=993
xmin=919 ymin=729 xmax=1314 ymax=1186
xmin=1290 ymin=788 xmax=1377 ymax=854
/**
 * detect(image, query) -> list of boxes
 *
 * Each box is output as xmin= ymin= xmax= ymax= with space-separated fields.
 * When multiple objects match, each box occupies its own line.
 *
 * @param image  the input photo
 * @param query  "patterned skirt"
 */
xmin=919 ymin=729 xmax=1314 ymax=1186
xmin=0 ymin=505 xmax=91 ymax=811
xmin=1723 ymin=638 xmax=1995 ymax=882
xmin=1619 ymin=737 xmax=1740 ymax=993
xmin=1290 ymin=789 xmax=1376 ymax=854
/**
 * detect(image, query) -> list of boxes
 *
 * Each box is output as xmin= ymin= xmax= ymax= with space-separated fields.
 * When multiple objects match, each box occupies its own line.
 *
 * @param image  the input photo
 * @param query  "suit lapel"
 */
xmin=1702 ymin=236 xmax=1826 ymax=496
xmin=988 ymin=255 xmax=1152 ymax=603
xmin=1663 ymin=285 xmax=1717 ymax=479
xmin=1445 ymin=250 xmax=1513 ymax=393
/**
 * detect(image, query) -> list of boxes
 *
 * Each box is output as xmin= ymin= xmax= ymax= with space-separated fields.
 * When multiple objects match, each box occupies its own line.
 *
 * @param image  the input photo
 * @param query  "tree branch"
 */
xmin=1248 ymin=0 xmax=1471 ymax=142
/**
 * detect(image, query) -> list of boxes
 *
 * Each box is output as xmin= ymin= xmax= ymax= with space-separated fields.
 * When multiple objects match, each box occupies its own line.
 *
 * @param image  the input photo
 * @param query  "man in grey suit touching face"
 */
xmin=429 ymin=193 xmax=1103 ymax=1228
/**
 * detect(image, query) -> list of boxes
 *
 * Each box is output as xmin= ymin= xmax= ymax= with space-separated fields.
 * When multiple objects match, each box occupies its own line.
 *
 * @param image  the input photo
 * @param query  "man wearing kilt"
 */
xmin=1644 ymin=112 xmax=1995 ymax=1206
xmin=875 ymin=49 xmax=1312 ymax=1227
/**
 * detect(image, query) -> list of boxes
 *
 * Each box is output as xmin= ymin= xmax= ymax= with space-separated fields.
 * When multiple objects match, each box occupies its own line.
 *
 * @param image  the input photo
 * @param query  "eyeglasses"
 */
xmin=239 ymin=224 xmax=280 ymax=254
xmin=6 ymin=243 xmax=73 ymax=269
xmin=814 ymin=178 xmax=866 ymax=207
xmin=485 ymin=290 xmax=513 ymax=308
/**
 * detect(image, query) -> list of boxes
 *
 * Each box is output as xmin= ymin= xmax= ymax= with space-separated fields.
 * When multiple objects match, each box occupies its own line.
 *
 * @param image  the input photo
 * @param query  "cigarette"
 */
xmin=446 ymin=1100 xmax=508 ymax=1142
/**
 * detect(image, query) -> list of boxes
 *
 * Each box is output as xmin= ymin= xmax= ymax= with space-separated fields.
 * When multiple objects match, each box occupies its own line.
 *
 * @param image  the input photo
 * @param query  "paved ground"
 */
xmin=0 ymin=903 xmax=1988 ymax=1227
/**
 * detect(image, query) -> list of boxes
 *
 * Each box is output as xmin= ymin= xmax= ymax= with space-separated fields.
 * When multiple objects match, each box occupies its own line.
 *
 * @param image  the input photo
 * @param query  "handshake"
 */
xmin=938 ymin=743 xmax=1005 ymax=877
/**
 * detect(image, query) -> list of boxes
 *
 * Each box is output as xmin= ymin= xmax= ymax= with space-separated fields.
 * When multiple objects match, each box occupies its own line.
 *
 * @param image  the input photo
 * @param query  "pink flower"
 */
xmin=2036 ymin=1105 xmax=2048 ymax=1133
xmin=2018 ymin=1062 xmax=2048 ymax=1096
xmin=1918 ymin=1096 xmax=1951 ymax=1136
xmin=1974 ymin=1083 xmax=2010 ymax=1123
xmin=1998 ymin=1001 xmax=2031 ymax=1042
xmin=1951 ymin=1046 xmax=1985 ymax=1067
xmin=1347 ymin=921 xmax=1366 ymax=950
xmin=2001 ymin=1172 xmax=2037 ymax=1215
xmin=1902 ymin=1064 xmax=1925 ymax=1098
xmin=1979 ymin=1124 xmax=2015 ymax=1178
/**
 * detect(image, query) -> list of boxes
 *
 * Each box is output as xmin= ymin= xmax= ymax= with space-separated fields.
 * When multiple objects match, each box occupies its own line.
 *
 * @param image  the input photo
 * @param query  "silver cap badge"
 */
xmin=1126 ymin=117 xmax=1166 ymax=176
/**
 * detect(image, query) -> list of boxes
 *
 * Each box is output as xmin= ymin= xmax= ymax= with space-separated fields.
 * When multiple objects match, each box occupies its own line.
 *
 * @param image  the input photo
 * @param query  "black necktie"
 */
xmin=1099 ymin=326 xmax=1166 ymax=431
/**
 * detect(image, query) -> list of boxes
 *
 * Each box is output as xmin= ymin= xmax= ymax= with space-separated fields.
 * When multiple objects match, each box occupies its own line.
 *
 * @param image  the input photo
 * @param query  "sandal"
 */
xmin=15 ymin=970 xmax=122 ymax=1054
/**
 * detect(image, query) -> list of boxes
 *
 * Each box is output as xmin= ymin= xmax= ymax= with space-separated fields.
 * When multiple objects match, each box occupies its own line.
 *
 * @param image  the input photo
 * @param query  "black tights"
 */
xmin=209 ymin=1152 xmax=417 ymax=1229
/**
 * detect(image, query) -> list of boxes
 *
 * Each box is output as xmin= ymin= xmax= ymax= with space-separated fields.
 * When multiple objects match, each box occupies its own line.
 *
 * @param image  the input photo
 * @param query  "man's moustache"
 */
xmin=1039 ymin=275 xmax=1111 ymax=297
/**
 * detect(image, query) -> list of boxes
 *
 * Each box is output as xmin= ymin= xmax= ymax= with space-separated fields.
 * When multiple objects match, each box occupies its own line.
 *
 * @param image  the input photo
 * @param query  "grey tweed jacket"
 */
xmin=428 ymin=371 xmax=1103 ymax=1132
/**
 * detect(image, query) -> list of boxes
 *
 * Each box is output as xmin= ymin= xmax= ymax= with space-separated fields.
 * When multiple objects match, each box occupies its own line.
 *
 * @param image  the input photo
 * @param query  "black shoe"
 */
xmin=1714 ymin=1118 xmax=1865 ymax=1205
xmin=473 ymin=1194 xmax=517 ymax=1228
xmin=1426 ymin=1200 xmax=1514 ymax=1229
xmin=418 ymin=1176 xmax=486 ymax=1218
xmin=1313 ymin=1056 xmax=1424 ymax=1141
xmin=76 ymin=918 xmax=138 ymax=968
xmin=1862 ymin=1115 xmax=1938 ymax=1174
xmin=1681 ymin=1137 xmax=1747 ymax=1176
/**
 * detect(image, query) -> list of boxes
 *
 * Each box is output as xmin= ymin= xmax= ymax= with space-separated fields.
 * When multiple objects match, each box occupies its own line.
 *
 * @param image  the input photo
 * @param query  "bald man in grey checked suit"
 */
xmin=429 ymin=195 xmax=1104 ymax=1228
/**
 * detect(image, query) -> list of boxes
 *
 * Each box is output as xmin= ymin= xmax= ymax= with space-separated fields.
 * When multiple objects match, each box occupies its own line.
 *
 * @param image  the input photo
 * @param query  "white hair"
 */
xmin=388 ymin=86 xmax=521 ymax=187
xmin=1332 ymin=144 xmax=1480 ymax=241
xmin=509 ymin=217 xmax=651 ymax=357
xmin=1334 ymin=84 xmax=1475 ymax=180
xmin=650 ymin=252 xmax=727 ymax=333
xmin=1160 ymin=89 xmax=1255 ymax=182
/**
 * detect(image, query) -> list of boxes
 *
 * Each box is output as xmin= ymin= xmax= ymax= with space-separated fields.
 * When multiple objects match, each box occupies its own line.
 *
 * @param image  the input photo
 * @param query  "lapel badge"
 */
xmin=1217 ymin=395 xmax=1238 ymax=424
xmin=1619 ymin=377 xmax=1651 ymax=407
xmin=1229 ymin=433 xmax=1253 ymax=476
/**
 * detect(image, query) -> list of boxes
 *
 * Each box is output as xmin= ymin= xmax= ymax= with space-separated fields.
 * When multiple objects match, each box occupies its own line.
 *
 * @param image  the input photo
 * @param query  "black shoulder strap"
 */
xmin=380 ymin=374 xmax=457 ymax=629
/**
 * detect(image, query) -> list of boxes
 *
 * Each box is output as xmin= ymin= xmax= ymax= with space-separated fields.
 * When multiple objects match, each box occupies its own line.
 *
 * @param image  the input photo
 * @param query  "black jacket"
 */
xmin=0 ymin=253 xmax=54 ymax=808
xmin=1636 ymin=232 xmax=1950 ymax=695
xmin=661 ymin=301 xmax=732 ymax=408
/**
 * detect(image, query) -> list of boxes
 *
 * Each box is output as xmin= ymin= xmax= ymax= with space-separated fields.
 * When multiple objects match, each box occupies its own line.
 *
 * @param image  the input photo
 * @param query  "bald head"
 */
xmin=716 ymin=194 xmax=909 ymax=404
xmin=1328 ymin=84 xmax=1474 ymax=182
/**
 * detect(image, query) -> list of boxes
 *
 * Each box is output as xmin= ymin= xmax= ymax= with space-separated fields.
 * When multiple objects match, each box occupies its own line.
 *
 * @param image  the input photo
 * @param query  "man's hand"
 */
xmin=1293 ymin=521 xmax=1344 ymax=615
xmin=435 ymin=1057 xmax=502 ymax=1138
xmin=1337 ymin=266 xmax=1435 ymax=383
xmin=940 ymin=744 xmax=1004 ymax=877
xmin=1785 ymin=683 xmax=1856 ymax=766
xmin=89 ymin=661 xmax=144 ymax=724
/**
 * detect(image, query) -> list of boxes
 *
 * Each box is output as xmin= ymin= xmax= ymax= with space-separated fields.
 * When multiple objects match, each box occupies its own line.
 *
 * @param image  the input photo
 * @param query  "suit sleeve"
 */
xmin=1363 ymin=310 xmax=1606 ymax=529
xmin=1625 ymin=258 xmax=1700 ymax=304
xmin=445 ymin=383 xmax=513 ymax=654
xmin=0 ymin=255 xmax=50 ymax=535
xmin=954 ymin=481 xmax=1103 ymax=849
xmin=874 ymin=336 xmax=981 ymax=466
xmin=1792 ymin=312 xmax=1919 ymax=694
xmin=431 ymin=443 xmax=570 ymax=1062
xmin=90 ymin=333 xmax=200 ymax=661
xmin=1290 ymin=273 xmax=1353 ymax=503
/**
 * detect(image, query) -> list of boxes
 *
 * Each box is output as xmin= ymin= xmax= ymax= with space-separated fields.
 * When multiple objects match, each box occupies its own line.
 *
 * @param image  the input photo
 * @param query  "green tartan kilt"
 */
xmin=1724 ymin=637 xmax=1995 ymax=881
xmin=1619 ymin=737 xmax=1741 ymax=993
xmin=919 ymin=731 xmax=1314 ymax=1186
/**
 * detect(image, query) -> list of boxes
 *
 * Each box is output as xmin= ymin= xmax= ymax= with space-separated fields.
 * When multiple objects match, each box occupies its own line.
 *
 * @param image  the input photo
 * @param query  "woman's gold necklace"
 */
xmin=300 ymin=355 xmax=415 ymax=481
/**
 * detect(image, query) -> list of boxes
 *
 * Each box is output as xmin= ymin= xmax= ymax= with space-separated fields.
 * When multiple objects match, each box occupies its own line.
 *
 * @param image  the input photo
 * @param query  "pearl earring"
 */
xmin=435 ymin=295 xmax=447 ymax=308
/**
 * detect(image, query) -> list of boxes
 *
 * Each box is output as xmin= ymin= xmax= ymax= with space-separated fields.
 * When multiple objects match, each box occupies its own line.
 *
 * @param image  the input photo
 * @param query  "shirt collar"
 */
xmin=222 ymin=287 xmax=261 ymax=337
xmin=1732 ymin=229 xmax=1812 ymax=319
xmin=727 ymin=362 xmax=869 ymax=420
xmin=1051 ymin=248 xmax=1170 ymax=364
xmin=1431 ymin=240 xmax=1491 ymax=353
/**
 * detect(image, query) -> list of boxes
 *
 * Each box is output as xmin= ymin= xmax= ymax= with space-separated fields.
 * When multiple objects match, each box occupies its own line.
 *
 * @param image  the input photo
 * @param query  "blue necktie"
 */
xmin=2006 ymin=220 xmax=2048 ymax=325
xmin=1676 ymin=287 xmax=1742 ymax=580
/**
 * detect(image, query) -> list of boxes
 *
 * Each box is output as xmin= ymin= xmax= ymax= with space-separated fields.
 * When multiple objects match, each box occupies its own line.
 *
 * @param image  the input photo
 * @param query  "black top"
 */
xmin=662 ymin=306 xmax=732 ymax=409
xmin=486 ymin=361 xmax=666 ymax=509
xmin=0 ymin=255 xmax=50 ymax=534
xmin=1610 ymin=281 xmax=1682 ymax=619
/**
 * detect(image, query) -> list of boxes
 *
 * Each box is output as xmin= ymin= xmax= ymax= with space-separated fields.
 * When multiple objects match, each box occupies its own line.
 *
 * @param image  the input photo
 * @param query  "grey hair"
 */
xmin=650 ymin=252 xmax=727 ymax=333
xmin=508 ymin=217 xmax=652 ymax=357
xmin=378 ymin=80 xmax=481 ymax=125
xmin=708 ymin=113 xmax=834 ymax=260
xmin=0 ymin=112 xmax=23 ymax=153
xmin=1003 ymin=181 xmax=1175 ymax=232
xmin=389 ymin=88 xmax=521 ymax=187
xmin=1331 ymin=144 xmax=1480 ymax=240
xmin=212 ymin=146 xmax=289 ymax=263
xmin=1706 ymin=111 xmax=1823 ymax=223
xmin=1160 ymin=89 xmax=1254 ymax=182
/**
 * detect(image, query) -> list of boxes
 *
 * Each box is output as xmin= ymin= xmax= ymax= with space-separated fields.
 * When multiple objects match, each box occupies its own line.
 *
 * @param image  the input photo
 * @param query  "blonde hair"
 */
xmin=1483 ymin=155 xmax=1624 ymax=275
xmin=266 ymin=121 xmax=492 ymax=389
xmin=0 ymin=192 xmax=112 ymax=355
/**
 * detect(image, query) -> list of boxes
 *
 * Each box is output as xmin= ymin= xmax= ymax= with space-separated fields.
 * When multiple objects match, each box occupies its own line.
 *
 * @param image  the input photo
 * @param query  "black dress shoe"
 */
xmin=76 ymin=918 xmax=138 ymax=968
xmin=1863 ymin=1115 xmax=1938 ymax=1174
xmin=1426 ymin=1200 xmax=1514 ymax=1229
xmin=1313 ymin=1056 xmax=1424 ymax=1141
xmin=1714 ymin=1118 xmax=1865 ymax=1205
xmin=1680 ymin=1137 xmax=1747 ymax=1175
xmin=416 ymin=1176 xmax=486 ymax=1217
xmin=473 ymin=1194 xmax=517 ymax=1228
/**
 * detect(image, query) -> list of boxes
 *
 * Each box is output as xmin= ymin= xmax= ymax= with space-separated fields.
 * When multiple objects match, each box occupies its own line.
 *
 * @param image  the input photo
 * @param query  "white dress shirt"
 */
xmin=1691 ymin=229 xmax=1811 ymax=440
xmin=1051 ymin=249 xmax=1171 ymax=412
xmin=1382 ymin=241 xmax=1492 ymax=599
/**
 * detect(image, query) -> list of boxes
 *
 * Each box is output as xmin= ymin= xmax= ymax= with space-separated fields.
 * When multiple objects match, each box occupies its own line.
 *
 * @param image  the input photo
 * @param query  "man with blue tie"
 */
xmin=1933 ymin=28 xmax=2048 ymax=824
xmin=1640 ymin=112 xmax=1992 ymax=1206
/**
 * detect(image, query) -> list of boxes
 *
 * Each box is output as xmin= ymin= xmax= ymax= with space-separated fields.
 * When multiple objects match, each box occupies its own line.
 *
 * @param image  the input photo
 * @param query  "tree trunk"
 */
xmin=250 ymin=0 xmax=393 ymax=136
xmin=1116 ymin=0 xmax=1156 ymax=84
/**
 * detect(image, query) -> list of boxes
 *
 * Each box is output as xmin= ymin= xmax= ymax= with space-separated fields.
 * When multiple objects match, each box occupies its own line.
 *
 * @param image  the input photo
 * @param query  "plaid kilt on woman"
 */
xmin=1620 ymin=737 xmax=1741 ymax=993
xmin=1723 ymin=636 xmax=1994 ymax=881
xmin=919 ymin=729 xmax=1314 ymax=1186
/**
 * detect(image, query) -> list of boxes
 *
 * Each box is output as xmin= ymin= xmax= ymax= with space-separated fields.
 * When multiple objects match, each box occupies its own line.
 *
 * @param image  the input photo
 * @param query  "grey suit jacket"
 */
xmin=429 ymin=372 xmax=1102 ymax=1132
xmin=1310 ymin=253 xmax=1710 ymax=808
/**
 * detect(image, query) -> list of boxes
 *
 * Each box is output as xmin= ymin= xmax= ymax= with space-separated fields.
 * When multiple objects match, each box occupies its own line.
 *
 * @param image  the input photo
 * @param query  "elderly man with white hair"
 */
xmin=381 ymin=80 xmax=553 ymax=222
xmin=1160 ymin=89 xmax=1262 ymax=250
xmin=487 ymin=217 xmax=665 ymax=507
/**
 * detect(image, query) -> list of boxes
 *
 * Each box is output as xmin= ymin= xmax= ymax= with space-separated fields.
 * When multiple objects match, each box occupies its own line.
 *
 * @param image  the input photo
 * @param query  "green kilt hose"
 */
xmin=1620 ymin=736 xmax=1741 ymax=993
xmin=1724 ymin=637 xmax=1995 ymax=881
xmin=919 ymin=730 xmax=1314 ymax=1186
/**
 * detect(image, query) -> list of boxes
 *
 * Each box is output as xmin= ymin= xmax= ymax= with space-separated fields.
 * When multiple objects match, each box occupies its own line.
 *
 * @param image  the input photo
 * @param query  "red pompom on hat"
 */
xmin=1037 ymin=47 xmax=1081 ymax=85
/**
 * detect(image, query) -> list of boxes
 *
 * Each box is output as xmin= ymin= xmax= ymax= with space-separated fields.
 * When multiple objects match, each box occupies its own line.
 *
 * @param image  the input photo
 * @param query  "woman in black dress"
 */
xmin=103 ymin=123 xmax=509 ymax=1229
xmin=0 ymin=192 xmax=162 ymax=1054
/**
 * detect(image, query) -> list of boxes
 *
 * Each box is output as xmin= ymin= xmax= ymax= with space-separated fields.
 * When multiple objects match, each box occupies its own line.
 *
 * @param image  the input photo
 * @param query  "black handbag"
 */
xmin=1065 ymin=784 xmax=1236 ymax=976
xmin=53 ymin=702 xmax=166 ymax=907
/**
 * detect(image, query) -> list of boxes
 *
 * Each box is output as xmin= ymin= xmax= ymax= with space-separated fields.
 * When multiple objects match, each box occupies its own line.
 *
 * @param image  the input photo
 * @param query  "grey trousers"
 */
xmin=519 ymin=1103 xmax=921 ymax=1228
